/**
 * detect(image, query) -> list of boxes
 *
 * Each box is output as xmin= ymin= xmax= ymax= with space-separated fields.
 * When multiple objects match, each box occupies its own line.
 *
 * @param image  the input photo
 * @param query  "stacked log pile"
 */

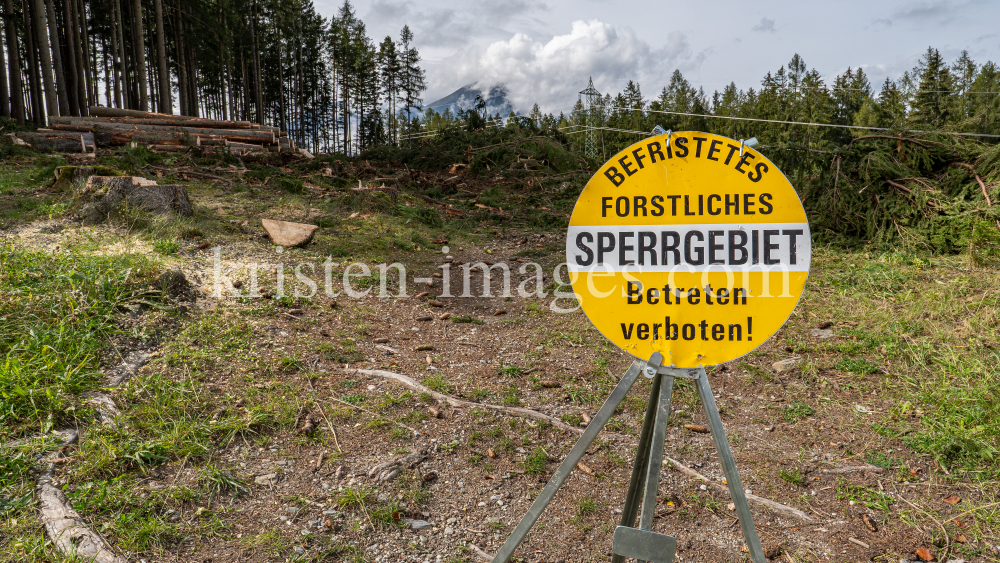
xmin=20 ymin=106 xmax=294 ymax=154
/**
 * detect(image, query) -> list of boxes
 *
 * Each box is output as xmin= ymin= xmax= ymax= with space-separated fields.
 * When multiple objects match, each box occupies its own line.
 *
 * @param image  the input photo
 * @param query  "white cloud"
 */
xmin=433 ymin=20 xmax=702 ymax=113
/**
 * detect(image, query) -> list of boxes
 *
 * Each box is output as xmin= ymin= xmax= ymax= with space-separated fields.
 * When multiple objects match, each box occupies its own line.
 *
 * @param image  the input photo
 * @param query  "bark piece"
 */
xmin=261 ymin=218 xmax=319 ymax=248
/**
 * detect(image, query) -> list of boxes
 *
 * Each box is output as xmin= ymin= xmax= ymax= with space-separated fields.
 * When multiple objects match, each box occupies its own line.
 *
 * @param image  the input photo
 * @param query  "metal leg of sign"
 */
xmin=694 ymin=367 xmax=766 ymax=563
xmin=491 ymin=360 xmax=645 ymax=563
xmin=639 ymin=372 xmax=673 ymax=530
xmin=612 ymin=371 xmax=661 ymax=561
xmin=612 ymin=356 xmax=677 ymax=563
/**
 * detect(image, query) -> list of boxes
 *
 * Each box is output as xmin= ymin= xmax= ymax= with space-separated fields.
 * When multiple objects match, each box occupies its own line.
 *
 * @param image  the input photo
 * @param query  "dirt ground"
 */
xmin=3 ymin=160 xmax=998 ymax=563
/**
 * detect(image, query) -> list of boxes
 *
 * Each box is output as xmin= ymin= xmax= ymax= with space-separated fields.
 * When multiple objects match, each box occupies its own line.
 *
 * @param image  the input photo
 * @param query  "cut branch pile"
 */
xmin=17 ymin=106 xmax=294 ymax=154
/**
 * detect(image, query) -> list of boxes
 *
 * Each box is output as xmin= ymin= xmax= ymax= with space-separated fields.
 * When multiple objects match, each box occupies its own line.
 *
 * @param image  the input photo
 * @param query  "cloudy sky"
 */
xmin=314 ymin=0 xmax=1000 ymax=113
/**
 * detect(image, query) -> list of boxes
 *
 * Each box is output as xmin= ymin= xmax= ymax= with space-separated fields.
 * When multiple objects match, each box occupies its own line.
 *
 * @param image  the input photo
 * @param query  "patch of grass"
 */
xmin=498 ymin=363 xmax=524 ymax=377
xmin=466 ymin=388 xmax=490 ymax=401
xmin=782 ymin=402 xmax=815 ymax=422
xmin=864 ymin=450 xmax=899 ymax=469
xmin=424 ymin=374 xmax=452 ymax=394
xmin=153 ymin=238 xmax=181 ymax=255
xmin=340 ymin=394 xmax=367 ymax=405
xmin=836 ymin=358 xmax=880 ymax=375
xmin=500 ymin=387 xmax=522 ymax=406
xmin=0 ymin=243 xmax=159 ymax=439
xmin=200 ymin=464 xmax=249 ymax=501
xmin=521 ymin=447 xmax=549 ymax=474
xmin=561 ymin=413 xmax=583 ymax=427
xmin=575 ymin=494 xmax=598 ymax=517
xmin=279 ymin=354 xmax=304 ymax=371
xmin=336 ymin=486 xmax=376 ymax=510
xmin=836 ymin=482 xmax=894 ymax=511
xmin=451 ymin=315 xmax=483 ymax=324
xmin=779 ymin=468 xmax=805 ymax=486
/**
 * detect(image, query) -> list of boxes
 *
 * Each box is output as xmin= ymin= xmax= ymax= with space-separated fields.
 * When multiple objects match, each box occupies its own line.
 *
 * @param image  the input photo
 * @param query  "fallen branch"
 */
xmin=663 ymin=455 xmax=813 ymax=523
xmin=340 ymin=367 xmax=625 ymax=439
xmin=469 ymin=544 xmax=494 ymax=562
xmin=886 ymin=179 xmax=914 ymax=194
xmin=975 ymin=175 xmax=992 ymax=206
xmin=820 ymin=464 xmax=885 ymax=474
xmin=899 ymin=492 xmax=950 ymax=563
xmin=308 ymin=379 xmax=342 ymax=454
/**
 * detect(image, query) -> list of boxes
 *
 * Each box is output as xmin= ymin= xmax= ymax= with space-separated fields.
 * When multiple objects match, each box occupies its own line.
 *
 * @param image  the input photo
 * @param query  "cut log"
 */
xmin=16 ymin=131 xmax=89 ymax=153
xmin=89 ymin=106 xmax=254 ymax=128
xmin=92 ymin=122 xmax=274 ymax=144
xmin=50 ymin=114 xmax=259 ymax=130
xmin=147 ymin=144 xmax=192 ymax=153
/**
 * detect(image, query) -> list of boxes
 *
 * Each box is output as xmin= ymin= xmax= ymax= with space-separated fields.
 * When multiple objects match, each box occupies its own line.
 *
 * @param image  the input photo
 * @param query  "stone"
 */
xmin=402 ymin=518 xmax=432 ymax=530
xmin=772 ymin=357 xmax=802 ymax=373
xmin=261 ymin=219 xmax=319 ymax=248
xmin=444 ymin=527 xmax=455 ymax=536
xmin=255 ymin=473 xmax=280 ymax=486
xmin=810 ymin=328 xmax=835 ymax=339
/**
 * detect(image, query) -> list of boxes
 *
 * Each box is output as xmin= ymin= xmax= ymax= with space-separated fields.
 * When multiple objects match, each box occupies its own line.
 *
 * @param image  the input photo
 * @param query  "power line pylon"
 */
xmin=579 ymin=77 xmax=601 ymax=159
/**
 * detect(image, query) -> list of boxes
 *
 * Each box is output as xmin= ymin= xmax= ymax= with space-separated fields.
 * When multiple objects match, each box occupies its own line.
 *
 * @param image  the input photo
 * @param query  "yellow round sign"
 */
xmin=565 ymin=132 xmax=810 ymax=367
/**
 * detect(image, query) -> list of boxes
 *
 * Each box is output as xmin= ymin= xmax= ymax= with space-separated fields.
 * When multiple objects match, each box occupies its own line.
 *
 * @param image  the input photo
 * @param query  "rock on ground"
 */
xmin=261 ymin=219 xmax=319 ymax=247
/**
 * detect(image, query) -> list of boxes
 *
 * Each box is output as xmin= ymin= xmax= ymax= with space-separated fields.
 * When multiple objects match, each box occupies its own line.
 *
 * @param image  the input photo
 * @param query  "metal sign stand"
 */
xmin=492 ymin=353 xmax=765 ymax=563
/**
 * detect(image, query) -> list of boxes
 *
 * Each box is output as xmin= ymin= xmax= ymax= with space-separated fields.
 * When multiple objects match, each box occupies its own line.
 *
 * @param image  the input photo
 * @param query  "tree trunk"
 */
xmin=102 ymin=33 xmax=110 ymax=106
xmin=75 ymin=0 xmax=92 ymax=114
xmin=3 ymin=0 xmax=25 ymax=124
xmin=25 ymin=2 xmax=45 ymax=124
xmin=0 ymin=14 xmax=8 ymax=119
xmin=131 ymin=0 xmax=147 ymax=110
xmin=113 ymin=0 xmax=127 ymax=108
xmin=41 ymin=0 xmax=69 ymax=116
xmin=108 ymin=0 xmax=120 ymax=107
xmin=31 ymin=0 xmax=56 ymax=122
xmin=62 ymin=0 xmax=80 ymax=115
xmin=172 ymin=0 xmax=186 ymax=115
xmin=251 ymin=0 xmax=262 ymax=124
xmin=153 ymin=0 xmax=170 ymax=114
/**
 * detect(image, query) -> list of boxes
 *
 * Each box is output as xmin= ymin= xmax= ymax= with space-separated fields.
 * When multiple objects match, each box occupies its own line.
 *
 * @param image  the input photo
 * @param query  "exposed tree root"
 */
xmin=663 ymin=455 xmax=814 ymax=523
xmin=340 ymin=367 xmax=631 ymax=440
xmin=37 ymin=468 xmax=127 ymax=563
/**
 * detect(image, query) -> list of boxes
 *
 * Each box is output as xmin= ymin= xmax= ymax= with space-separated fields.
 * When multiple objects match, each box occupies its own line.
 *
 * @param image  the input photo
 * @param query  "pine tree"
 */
xmin=398 ymin=24 xmax=425 ymax=147
xmin=911 ymin=47 xmax=953 ymax=127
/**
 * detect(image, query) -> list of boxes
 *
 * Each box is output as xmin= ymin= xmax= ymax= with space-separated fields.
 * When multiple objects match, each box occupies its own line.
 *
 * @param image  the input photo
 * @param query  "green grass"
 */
xmin=521 ymin=447 xmax=549 ymax=474
xmin=779 ymin=468 xmax=805 ymax=486
xmin=0 ymin=243 xmax=160 ymax=437
xmin=424 ymin=374 xmax=452 ymax=394
xmin=153 ymin=239 xmax=181 ymax=255
xmin=782 ymin=402 xmax=815 ymax=422
xmin=836 ymin=482 xmax=894 ymax=511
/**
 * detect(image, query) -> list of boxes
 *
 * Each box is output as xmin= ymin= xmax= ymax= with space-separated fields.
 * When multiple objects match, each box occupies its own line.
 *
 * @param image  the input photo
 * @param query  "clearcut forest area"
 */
xmin=2 ymin=0 xmax=1000 ymax=561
